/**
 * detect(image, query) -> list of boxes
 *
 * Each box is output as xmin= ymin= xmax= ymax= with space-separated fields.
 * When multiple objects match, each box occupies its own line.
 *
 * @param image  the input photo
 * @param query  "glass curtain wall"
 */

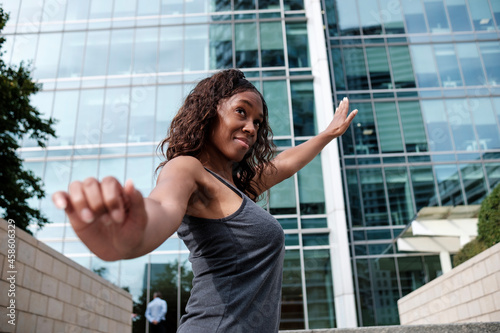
xmin=6 ymin=0 xmax=341 ymax=331
xmin=322 ymin=0 xmax=500 ymax=326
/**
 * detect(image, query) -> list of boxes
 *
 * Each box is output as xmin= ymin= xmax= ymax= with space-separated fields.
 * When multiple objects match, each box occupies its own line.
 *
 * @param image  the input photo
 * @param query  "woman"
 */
xmin=52 ymin=69 xmax=357 ymax=332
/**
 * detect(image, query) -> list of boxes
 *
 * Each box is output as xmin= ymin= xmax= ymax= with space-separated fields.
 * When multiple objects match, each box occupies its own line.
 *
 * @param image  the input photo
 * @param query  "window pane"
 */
xmin=291 ymin=80 xmax=316 ymax=137
xmin=129 ymin=86 xmax=156 ymax=143
xmin=235 ymin=0 xmax=255 ymax=10
xmin=126 ymin=156 xmax=154 ymax=194
xmin=34 ymin=32 xmax=62 ymax=79
xmin=401 ymin=0 xmax=428 ymax=33
xmin=89 ymin=0 xmax=113 ymax=29
xmin=304 ymin=250 xmax=335 ymax=328
xmin=156 ymin=84 xmax=183 ymax=142
xmin=358 ymin=0 xmax=382 ymax=35
xmin=344 ymin=47 xmax=369 ymax=90
xmin=485 ymin=163 xmax=500 ymax=190
xmin=389 ymin=46 xmax=416 ymax=88
xmin=337 ymin=1 xmax=361 ymax=36
xmin=325 ymin=1 xmax=339 ymax=36
xmin=235 ymin=23 xmax=259 ymax=68
xmin=469 ymin=0 xmax=494 ymax=31
xmin=74 ymin=89 xmax=104 ymax=146
xmin=479 ymin=42 xmax=500 ymax=86
xmin=469 ymin=98 xmax=500 ymax=150
xmin=410 ymin=166 xmax=438 ymax=210
xmin=58 ymin=31 xmax=85 ymax=78
xmin=284 ymin=0 xmax=304 ymax=11
xmin=108 ymin=29 xmax=134 ymax=76
xmin=82 ymin=31 xmax=110 ymax=77
xmin=460 ymin=164 xmax=487 ymax=204
xmin=421 ymin=100 xmax=453 ymax=151
xmin=260 ymin=21 xmax=285 ymax=67
xmin=359 ymin=168 xmax=389 ymax=226
xmin=49 ymin=91 xmax=80 ymax=146
xmin=297 ymin=156 xmax=325 ymax=214
xmin=159 ymin=26 xmax=183 ymax=73
xmin=346 ymin=170 xmax=363 ymax=226
xmin=101 ymin=88 xmax=130 ymax=145
xmin=399 ymin=101 xmax=428 ymax=152
xmin=301 ymin=218 xmax=327 ymax=229
xmin=133 ymin=28 xmax=158 ymax=74
xmin=356 ymin=259 xmax=375 ymax=325
xmin=444 ymin=99 xmax=476 ymax=151
xmin=423 ymin=0 xmax=450 ymax=33
xmin=410 ymin=45 xmax=439 ymax=88
xmin=185 ymin=25 xmax=209 ymax=72
xmin=286 ymin=22 xmax=310 ymax=68
xmin=446 ymin=0 xmax=472 ymax=31
xmin=260 ymin=0 xmax=280 ymax=10
xmin=366 ymin=47 xmax=391 ymax=89
xmin=209 ymin=24 xmax=233 ymax=69
xmin=380 ymin=0 xmax=405 ymax=34
xmin=280 ymin=250 xmax=305 ymax=330
xmin=353 ymin=103 xmax=379 ymax=154
xmin=64 ymin=0 xmax=90 ymax=30
xmin=374 ymin=102 xmax=403 ymax=153
xmin=398 ymin=257 xmax=426 ymax=297
xmin=99 ymin=158 xmax=126 ymax=183
xmin=456 ymin=43 xmax=486 ymax=86
xmin=385 ymin=167 xmax=414 ymax=225
xmin=434 ymin=44 xmax=463 ymax=87
xmin=370 ymin=257 xmax=399 ymax=325
xmin=186 ymin=0 xmax=209 ymax=14
xmin=269 ymin=176 xmax=296 ymax=215
xmin=341 ymin=119 xmax=355 ymax=155
xmin=263 ymin=80 xmax=290 ymax=136
xmin=331 ymin=48 xmax=346 ymax=90
xmin=493 ymin=1 xmax=500 ymax=29
xmin=435 ymin=164 xmax=464 ymax=206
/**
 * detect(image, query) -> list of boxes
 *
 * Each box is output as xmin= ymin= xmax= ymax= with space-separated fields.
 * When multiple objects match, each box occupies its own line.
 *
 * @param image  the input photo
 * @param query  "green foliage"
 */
xmin=453 ymin=184 xmax=500 ymax=266
xmin=453 ymin=238 xmax=488 ymax=267
xmin=477 ymin=184 xmax=500 ymax=247
xmin=0 ymin=7 xmax=57 ymax=233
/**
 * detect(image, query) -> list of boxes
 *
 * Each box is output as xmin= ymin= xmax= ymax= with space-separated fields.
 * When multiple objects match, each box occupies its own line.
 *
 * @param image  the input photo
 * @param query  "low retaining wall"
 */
xmin=398 ymin=242 xmax=500 ymax=325
xmin=280 ymin=322 xmax=500 ymax=332
xmin=0 ymin=218 xmax=132 ymax=332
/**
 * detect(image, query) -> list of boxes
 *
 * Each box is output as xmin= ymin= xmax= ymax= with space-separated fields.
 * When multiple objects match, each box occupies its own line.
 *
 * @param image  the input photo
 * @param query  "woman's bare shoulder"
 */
xmin=156 ymin=156 xmax=206 ymax=184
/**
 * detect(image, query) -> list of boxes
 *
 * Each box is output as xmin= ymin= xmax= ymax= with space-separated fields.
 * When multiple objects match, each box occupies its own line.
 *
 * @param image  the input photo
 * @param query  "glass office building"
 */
xmin=322 ymin=0 xmax=500 ymax=327
xmin=3 ymin=0 xmax=500 ymax=330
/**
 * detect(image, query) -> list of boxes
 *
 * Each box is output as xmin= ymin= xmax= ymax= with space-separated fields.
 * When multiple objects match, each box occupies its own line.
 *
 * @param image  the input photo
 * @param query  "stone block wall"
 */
xmin=0 ymin=218 xmax=132 ymax=333
xmin=398 ymin=242 xmax=500 ymax=325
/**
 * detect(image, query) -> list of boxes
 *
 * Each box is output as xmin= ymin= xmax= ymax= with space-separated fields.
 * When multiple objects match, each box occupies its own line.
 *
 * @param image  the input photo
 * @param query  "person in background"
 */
xmin=145 ymin=291 xmax=167 ymax=333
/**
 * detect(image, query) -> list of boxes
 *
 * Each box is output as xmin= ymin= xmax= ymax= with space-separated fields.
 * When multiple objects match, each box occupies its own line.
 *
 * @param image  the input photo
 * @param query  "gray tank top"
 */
xmin=177 ymin=168 xmax=285 ymax=332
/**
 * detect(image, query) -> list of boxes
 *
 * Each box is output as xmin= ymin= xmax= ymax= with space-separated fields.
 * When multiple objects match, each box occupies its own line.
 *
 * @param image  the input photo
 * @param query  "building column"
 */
xmin=304 ymin=0 xmax=358 ymax=328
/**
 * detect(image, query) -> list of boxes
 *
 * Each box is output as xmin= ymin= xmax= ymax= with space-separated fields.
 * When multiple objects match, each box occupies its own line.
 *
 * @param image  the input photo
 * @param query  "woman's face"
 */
xmin=206 ymin=90 xmax=264 ymax=164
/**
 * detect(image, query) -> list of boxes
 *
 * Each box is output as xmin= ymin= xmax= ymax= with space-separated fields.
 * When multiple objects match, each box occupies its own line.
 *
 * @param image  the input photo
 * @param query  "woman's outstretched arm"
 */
xmin=52 ymin=156 xmax=202 ymax=261
xmin=257 ymin=97 xmax=357 ymax=192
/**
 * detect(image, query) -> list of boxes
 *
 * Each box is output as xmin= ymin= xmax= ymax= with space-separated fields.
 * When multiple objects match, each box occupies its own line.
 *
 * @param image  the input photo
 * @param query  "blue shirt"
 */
xmin=145 ymin=297 xmax=167 ymax=323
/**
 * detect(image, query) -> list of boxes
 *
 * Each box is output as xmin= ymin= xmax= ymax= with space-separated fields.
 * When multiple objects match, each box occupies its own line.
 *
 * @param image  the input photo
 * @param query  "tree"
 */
xmin=0 ymin=8 xmax=56 ymax=234
xmin=453 ymin=184 xmax=500 ymax=266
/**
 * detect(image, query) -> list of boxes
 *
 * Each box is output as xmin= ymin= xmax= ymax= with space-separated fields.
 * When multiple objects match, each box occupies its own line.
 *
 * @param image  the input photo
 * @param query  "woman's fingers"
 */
xmin=68 ymin=181 xmax=95 ymax=223
xmin=101 ymin=176 xmax=126 ymax=224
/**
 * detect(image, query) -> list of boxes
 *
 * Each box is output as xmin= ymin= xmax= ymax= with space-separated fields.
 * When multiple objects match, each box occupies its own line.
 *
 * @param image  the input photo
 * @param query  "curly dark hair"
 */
xmin=157 ymin=69 xmax=276 ymax=201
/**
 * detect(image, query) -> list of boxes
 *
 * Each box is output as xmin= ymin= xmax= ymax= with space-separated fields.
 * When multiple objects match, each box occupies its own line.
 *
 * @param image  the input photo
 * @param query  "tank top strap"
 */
xmin=204 ymin=167 xmax=243 ymax=198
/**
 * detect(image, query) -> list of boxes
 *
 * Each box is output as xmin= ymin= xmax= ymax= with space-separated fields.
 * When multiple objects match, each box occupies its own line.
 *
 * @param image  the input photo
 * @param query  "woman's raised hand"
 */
xmin=325 ymin=97 xmax=358 ymax=139
xmin=52 ymin=177 xmax=148 ymax=261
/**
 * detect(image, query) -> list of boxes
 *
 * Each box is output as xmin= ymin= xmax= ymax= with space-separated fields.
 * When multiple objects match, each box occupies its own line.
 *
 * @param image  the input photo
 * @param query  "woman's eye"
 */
xmin=236 ymin=108 xmax=245 ymax=115
xmin=254 ymin=121 xmax=261 ymax=128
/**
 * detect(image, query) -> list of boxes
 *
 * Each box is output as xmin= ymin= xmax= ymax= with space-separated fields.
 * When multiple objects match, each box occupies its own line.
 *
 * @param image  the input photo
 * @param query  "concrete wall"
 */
xmin=0 ymin=218 xmax=132 ymax=333
xmin=280 ymin=322 xmax=500 ymax=332
xmin=398 ymin=242 xmax=500 ymax=325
